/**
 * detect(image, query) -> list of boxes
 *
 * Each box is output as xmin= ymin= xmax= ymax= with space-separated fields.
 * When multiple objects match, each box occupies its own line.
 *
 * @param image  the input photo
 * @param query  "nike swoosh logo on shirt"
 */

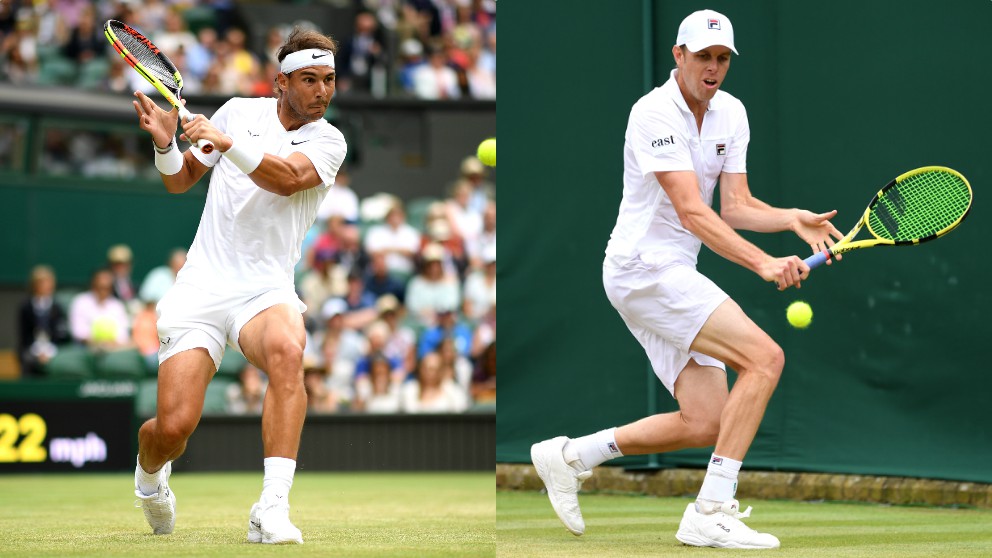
xmin=290 ymin=139 xmax=311 ymax=145
xmin=312 ymin=53 xmax=329 ymax=59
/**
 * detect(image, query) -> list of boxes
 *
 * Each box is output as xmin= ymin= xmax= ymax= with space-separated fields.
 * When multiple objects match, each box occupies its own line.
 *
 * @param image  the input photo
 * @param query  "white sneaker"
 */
xmin=247 ymin=495 xmax=303 ymax=544
xmin=530 ymin=436 xmax=593 ymax=536
xmin=134 ymin=461 xmax=176 ymax=535
xmin=676 ymin=500 xmax=780 ymax=549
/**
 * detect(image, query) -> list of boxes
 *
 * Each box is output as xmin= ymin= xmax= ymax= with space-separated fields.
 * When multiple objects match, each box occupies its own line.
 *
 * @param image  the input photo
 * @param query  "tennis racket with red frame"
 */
xmin=104 ymin=19 xmax=214 ymax=154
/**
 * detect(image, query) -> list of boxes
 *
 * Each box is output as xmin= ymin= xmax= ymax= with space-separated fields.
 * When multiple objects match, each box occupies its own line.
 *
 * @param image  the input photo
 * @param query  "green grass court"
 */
xmin=0 ymin=472 xmax=494 ymax=558
xmin=497 ymin=491 xmax=992 ymax=557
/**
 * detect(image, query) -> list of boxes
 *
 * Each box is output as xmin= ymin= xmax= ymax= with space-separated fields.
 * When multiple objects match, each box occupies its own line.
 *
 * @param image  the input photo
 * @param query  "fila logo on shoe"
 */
xmin=716 ymin=523 xmax=731 ymax=533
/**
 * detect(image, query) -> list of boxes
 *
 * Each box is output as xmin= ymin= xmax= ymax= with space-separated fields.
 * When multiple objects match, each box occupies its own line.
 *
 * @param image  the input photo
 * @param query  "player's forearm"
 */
xmin=681 ymin=204 xmax=770 ymax=273
xmin=158 ymin=150 xmax=202 ymax=193
xmin=245 ymin=154 xmax=310 ymax=196
xmin=721 ymin=195 xmax=799 ymax=233
xmin=220 ymin=138 xmax=313 ymax=196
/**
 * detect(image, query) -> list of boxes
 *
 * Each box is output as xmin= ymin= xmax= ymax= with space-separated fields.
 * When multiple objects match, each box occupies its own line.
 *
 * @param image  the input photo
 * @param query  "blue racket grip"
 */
xmin=804 ymin=251 xmax=830 ymax=271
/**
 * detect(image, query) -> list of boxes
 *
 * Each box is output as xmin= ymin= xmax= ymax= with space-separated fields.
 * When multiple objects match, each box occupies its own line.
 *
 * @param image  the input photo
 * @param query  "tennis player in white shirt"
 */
xmin=129 ymin=28 xmax=346 ymax=544
xmin=531 ymin=10 xmax=843 ymax=549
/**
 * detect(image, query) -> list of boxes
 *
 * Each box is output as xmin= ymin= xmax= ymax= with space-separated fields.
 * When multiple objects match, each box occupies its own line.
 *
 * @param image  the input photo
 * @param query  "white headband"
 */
xmin=280 ymin=48 xmax=335 ymax=74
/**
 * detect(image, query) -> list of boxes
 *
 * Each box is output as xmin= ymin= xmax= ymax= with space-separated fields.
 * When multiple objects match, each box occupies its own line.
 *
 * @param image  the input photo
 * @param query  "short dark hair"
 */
xmin=276 ymin=28 xmax=339 ymax=63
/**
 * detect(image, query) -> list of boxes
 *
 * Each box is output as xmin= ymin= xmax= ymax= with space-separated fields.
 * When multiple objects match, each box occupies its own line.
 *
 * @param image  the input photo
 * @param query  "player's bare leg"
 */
xmin=614 ymin=361 xmax=727 ymax=454
xmin=674 ymin=298 xmax=782 ymax=548
xmin=689 ymin=298 xmax=782 ymax=461
xmin=135 ymin=348 xmax=215 ymax=535
xmin=238 ymin=303 xmax=307 ymax=544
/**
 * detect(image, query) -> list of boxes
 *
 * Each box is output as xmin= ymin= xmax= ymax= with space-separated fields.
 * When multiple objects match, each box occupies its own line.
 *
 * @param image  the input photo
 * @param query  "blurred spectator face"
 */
xmin=370 ymin=357 xmax=391 ymax=394
xmin=385 ymin=206 xmax=406 ymax=228
xmin=313 ymin=249 xmax=336 ymax=273
xmin=483 ymin=202 xmax=496 ymax=231
xmin=91 ymin=270 xmax=114 ymax=301
xmin=438 ymin=309 xmax=456 ymax=328
xmin=417 ymin=353 xmax=442 ymax=388
xmin=240 ymin=365 xmax=264 ymax=397
xmin=321 ymin=335 xmax=340 ymax=365
xmin=226 ymin=28 xmax=247 ymax=50
xmin=30 ymin=266 xmax=56 ymax=297
xmin=428 ymin=49 xmax=448 ymax=69
xmin=304 ymin=368 xmax=327 ymax=404
xmin=438 ymin=337 xmax=456 ymax=364
xmin=340 ymin=225 xmax=361 ymax=252
xmin=366 ymin=321 xmax=389 ymax=351
xmin=370 ymin=253 xmax=389 ymax=277
xmin=356 ymin=12 xmax=378 ymax=35
xmin=347 ymin=273 xmax=364 ymax=296
xmin=169 ymin=249 xmax=188 ymax=274
xmin=108 ymin=245 xmax=133 ymax=275
xmin=198 ymin=27 xmax=218 ymax=50
xmin=424 ymin=259 xmax=443 ymax=280
xmin=164 ymin=9 xmax=184 ymax=32
xmin=452 ymin=180 xmax=472 ymax=207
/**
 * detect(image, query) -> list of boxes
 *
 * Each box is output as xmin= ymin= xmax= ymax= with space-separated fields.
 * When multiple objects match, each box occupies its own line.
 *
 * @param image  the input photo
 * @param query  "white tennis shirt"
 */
xmin=184 ymin=97 xmax=347 ymax=294
xmin=605 ymin=69 xmax=749 ymax=266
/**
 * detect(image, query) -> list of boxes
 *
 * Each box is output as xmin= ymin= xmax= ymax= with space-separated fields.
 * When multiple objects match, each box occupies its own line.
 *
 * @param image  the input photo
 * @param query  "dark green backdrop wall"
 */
xmin=500 ymin=0 xmax=992 ymax=483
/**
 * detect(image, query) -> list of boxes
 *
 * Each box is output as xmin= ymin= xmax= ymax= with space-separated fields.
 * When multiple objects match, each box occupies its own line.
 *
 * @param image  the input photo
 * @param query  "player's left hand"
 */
xmin=793 ymin=209 xmax=844 ymax=264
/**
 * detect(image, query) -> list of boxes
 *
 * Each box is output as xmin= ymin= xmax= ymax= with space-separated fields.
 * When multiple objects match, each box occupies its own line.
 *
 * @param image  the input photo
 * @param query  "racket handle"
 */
xmin=804 ymin=251 xmax=830 ymax=270
xmin=177 ymin=106 xmax=215 ymax=154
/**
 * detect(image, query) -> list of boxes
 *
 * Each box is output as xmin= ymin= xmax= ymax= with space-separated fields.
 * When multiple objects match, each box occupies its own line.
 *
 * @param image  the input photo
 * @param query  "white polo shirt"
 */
xmin=605 ymin=69 xmax=749 ymax=266
xmin=183 ymin=97 xmax=348 ymax=295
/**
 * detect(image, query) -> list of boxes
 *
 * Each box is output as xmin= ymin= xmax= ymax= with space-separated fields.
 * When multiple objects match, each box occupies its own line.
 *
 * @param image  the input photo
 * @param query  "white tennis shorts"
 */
xmin=155 ymin=282 xmax=306 ymax=370
xmin=603 ymin=255 xmax=728 ymax=396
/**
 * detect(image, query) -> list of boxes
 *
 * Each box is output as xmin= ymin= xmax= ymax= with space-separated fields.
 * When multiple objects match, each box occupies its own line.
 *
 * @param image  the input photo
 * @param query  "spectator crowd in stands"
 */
xmin=15 ymin=155 xmax=496 ymax=414
xmin=0 ymin=0 xmax=495 ymax=100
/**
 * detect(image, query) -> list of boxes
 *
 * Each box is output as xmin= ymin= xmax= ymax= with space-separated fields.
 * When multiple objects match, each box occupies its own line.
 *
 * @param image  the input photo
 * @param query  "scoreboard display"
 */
xmin=0 ymin=383 xmax=136 ymax=472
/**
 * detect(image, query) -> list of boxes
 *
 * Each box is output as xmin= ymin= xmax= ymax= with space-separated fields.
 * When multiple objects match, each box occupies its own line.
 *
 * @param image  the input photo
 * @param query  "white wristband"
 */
xmin=154 ymin=140 xmax=183 ymax=175
xmin=223 ymin=139 xmax=264 ymax=175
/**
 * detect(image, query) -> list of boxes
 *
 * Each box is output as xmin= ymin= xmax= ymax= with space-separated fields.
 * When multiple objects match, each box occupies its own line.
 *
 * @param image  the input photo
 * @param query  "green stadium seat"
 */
xmin=216 ymin=350 xmax=249 ymax=377
xmin=135 ymin=378 xmax=159 ymax=417
xmin=77 ymin=59 xmax=110 ymax=90
xmin=94 ymin=348 xmax=149 ymax=379
xmin=54 ymin=288 xmax=80 ymax=313
xmin=181 ymin=6 xmax=217 ymax=34
xmin=406 ymin=196 xmax=441 ymax=232
xmin=203 ymin=378 xmax=233 ymax=414
xmin=43 ymin=345 xmax=95 ymax=379
xmin=37 ymin=55 xmax=78 ymax=86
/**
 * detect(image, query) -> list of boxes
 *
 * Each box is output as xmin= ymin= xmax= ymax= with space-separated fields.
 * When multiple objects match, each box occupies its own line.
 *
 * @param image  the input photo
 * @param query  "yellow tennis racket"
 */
xmin=805 ymin=166 xmax=972 ymax=271
xmin=104 ymin=19 xmax=214 ymax=154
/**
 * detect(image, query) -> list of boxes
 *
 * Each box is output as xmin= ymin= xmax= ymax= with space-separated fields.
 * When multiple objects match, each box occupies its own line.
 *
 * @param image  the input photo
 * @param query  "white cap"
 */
xmin=675 ymin=9 xmax=738 ymax=55
xmin=321 ymin=298 xmax=348 ymax=320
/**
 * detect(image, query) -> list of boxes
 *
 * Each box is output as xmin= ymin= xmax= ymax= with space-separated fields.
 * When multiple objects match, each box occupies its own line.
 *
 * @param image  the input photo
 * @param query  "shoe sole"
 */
xmin=676 ymin=530 xmax=780 ymax=549
xmin=530 ymin=441 xmax=584 ymax=536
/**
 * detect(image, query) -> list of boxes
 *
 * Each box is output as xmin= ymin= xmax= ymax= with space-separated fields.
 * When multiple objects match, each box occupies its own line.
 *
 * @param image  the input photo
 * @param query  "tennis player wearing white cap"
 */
xmin=531 ymin=9 xmax=842 ymax=549
xmin=130 ymin=27 xmax=346 ymax=543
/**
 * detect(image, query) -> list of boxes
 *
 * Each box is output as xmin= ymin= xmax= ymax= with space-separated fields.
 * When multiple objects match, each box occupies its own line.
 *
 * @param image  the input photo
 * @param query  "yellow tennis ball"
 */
xmin=90 ymin=316 xmax=119 ymax=342
xmin=786 ymin=301 xmax=813 ymax=329
xmin=477 ymin=138 xmax=496 ymax=167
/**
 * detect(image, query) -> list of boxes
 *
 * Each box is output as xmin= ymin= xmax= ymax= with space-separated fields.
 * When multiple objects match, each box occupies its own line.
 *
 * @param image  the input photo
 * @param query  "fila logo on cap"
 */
xmin=708 ymin=18 xmax=721 ymax=30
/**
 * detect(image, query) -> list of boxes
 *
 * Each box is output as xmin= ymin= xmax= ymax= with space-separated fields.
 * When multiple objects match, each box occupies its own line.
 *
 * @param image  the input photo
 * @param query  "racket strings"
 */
xmin=112 ymin=25 xmax=181 ymax=92
xmin=870 ymin=171 xmax=971 ymax=241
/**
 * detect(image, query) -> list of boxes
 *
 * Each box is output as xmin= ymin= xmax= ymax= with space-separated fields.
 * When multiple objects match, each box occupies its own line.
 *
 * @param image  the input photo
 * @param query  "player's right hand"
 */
xmin=760 ymin=255 xmax=809 ymax=290
xmin=132 ymin=91 xmax=178 ymax=149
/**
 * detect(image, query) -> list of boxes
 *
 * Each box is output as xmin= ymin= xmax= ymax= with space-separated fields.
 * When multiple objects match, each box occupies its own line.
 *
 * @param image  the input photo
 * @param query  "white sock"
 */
xmin=696 ymin=454 xmax=743 ymax=513
xmin=261 ymin=457 xmax=296 ymax=502
xmin=135 ymin=456 xmax=161 ymax=496
xmin=562 ymin=427 xmax=623 ymax=471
